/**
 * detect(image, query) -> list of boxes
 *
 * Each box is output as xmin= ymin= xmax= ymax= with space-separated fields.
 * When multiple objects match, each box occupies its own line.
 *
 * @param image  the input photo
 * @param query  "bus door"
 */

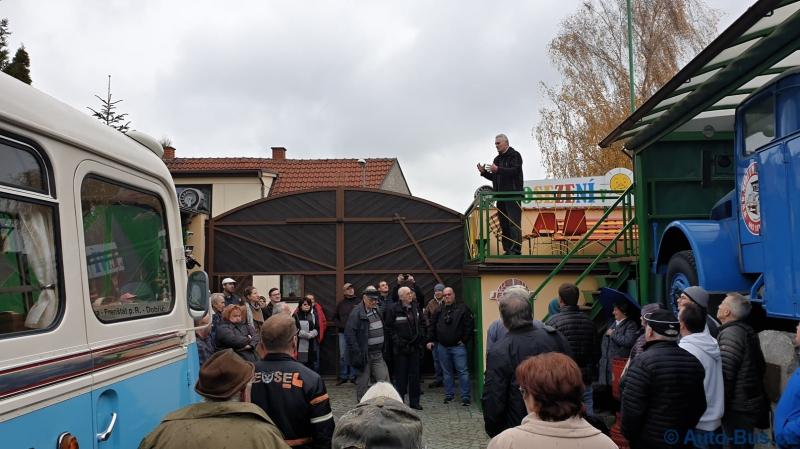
xmin=75 ymin=161 xmax=191 ymax=449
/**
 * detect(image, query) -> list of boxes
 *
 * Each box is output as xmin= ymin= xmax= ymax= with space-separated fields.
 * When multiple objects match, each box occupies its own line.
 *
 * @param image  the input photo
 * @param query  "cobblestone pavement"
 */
xmin=327 ymin=378 xmax=491 ymax=449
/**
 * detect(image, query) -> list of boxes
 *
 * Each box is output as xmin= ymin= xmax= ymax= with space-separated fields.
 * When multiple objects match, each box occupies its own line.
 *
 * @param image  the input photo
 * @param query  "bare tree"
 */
xmin=535 ymin=0 xmax=719 ymax=177
xmin=88 ymin=75 xmax=131 ymax=133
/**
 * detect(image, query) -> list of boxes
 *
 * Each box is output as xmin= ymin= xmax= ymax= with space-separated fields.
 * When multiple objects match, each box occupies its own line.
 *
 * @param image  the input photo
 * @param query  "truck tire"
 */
xmin=666 ymin=250 xmax=698 ymax=315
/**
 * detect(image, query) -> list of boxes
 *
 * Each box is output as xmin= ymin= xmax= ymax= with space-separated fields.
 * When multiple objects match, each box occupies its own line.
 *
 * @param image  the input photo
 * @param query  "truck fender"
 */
xmin=656 ymin=219 xmax=751 ymax=294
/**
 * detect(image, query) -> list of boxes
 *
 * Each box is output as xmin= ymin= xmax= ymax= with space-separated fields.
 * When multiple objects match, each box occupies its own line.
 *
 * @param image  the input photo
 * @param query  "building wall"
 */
xmin=175 ymin=175 xmax=275 ymax=216
xmin=176 ymin=175 xmax=275 ymax=272
xmin=380 ymin=162 xmax=411 ymax=195
xmin=477 ymin=273 xmax=599 ymax=366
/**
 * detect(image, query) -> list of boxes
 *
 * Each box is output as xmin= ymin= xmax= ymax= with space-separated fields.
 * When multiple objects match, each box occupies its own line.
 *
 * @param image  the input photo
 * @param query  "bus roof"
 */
xmin=0 ymin=72 xmax=172 ymax=185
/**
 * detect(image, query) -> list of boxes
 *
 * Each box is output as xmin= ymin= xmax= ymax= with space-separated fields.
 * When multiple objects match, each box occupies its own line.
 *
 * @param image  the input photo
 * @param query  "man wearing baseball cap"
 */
xmin=346 ymin=286 xmax=391 ymax=401
xmin=677 ymin=285 xmax=720 ymax=337
xmin=621 ymin=309 xmax=707 ymax=449
xmin=138 ymin=349 xmax=289 ymax=449
xmin=221 ymin=277 xmax=241 ymax=307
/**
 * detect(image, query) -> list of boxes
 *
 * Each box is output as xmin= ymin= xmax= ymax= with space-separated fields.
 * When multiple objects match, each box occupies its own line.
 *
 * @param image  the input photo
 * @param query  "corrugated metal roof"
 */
xmin=599 ymin=0 xmax=800 ymax=152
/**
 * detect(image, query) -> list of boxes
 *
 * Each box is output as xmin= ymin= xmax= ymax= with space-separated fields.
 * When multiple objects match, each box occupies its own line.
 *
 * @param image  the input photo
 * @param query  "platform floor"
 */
xmin=327 ymin=378 xmax=491 ymax=449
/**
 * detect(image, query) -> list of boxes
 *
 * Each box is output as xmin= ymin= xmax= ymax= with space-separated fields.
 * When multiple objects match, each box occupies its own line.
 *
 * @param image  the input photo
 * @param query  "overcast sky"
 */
xmin=2 ymin=0 xmax=751 ymax=212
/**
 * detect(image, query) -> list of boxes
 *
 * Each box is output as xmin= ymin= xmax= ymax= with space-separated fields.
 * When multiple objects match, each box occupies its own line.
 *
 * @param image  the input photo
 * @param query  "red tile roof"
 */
xmin=164 ymin=157 xmax=398 ymax=195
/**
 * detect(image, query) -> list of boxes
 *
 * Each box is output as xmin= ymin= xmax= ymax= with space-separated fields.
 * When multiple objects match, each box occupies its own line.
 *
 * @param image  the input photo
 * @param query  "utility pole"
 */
xmin=627 ymin=0 xmax=635 ymax=113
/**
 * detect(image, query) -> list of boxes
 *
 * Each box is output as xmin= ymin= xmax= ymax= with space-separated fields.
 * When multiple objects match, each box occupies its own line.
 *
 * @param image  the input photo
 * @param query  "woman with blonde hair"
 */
xmin=488 ymin=352 xmax=617 ymax=448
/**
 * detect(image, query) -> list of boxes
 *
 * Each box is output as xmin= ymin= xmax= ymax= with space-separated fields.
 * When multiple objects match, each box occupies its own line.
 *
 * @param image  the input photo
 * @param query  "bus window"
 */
xmin=80 ymin=176 xmax=175 ymax=323
xmin=0 ymin=137 xmax=61 ymax=336
xmin=743 ymin=94 xmax=775 ymax=154
xmin=0 ymin=136 xmax=49 ymax=193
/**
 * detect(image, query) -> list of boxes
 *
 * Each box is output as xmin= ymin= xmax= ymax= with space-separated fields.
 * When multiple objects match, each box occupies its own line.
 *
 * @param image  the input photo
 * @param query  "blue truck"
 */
xmin=657 ymin=68 xmax=800 ymax=318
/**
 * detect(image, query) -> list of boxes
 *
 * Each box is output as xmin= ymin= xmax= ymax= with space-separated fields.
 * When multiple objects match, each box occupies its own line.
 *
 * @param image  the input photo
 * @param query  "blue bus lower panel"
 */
xmin=0 ymin=343 xmax=199 ymax=449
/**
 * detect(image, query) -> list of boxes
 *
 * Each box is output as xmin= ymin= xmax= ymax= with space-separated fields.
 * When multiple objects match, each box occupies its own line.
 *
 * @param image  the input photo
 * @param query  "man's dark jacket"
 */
xmin=334 ymin=295 xmax=360 ymax=328
xmin=223 ymin=292 xmax=241 ymax=307
xmin=384 ymin=301 xmax=424 ymax=355
xmin=718 ymin=320 xmax=769 ymax=427
xmin=482 ymin=322 xmax=572 ymax=437
xmin=344 ymin=303 xmax=384 ymax=369
xmin=480 ymin=147 xmax=523 ymax=193
xmin=428 ymin=302 xmax=474 ymax=348
xmin=546 ymin=305 xmax=597 ymax=385
xmin=621 ymin=340 xmax=707 ymax=449
xmin=251 ymin=353 xmax=334 ymax=449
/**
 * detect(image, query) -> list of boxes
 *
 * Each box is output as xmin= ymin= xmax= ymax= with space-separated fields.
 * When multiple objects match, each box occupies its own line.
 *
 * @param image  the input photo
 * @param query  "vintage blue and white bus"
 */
xmin=0 ymin=72 xmax=209 ymax=449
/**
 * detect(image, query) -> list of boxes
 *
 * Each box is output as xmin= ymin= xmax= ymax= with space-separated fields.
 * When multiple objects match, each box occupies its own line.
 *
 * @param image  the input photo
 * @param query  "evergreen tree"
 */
xmin=3 ymin=45 xmax=31 ymax=84
xmin=0 ymin=18 xmax=9 ymax=70
xmin=87 ymin=75 xmax=131 ymax=133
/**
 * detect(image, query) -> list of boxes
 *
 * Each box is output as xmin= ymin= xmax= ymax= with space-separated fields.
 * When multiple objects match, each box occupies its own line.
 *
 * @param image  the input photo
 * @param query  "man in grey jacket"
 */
xmin=679 ymin=302 xmax=724 ymax=446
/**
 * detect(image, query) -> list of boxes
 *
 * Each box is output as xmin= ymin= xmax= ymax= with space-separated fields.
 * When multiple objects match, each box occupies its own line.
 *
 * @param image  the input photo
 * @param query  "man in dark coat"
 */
xmin=384 ymin=286 xmax=424 ymax=410
xmin=345 ymin=287 xmax=390 ymax=401
xmin=546 ymin=282 xmax=597 ymax=414
xmin=334 ymin=282 xmax=361 ymax=385
xmin=717 ymin=293 xmax=769 ymax=449
xmin=221 ymin=277 xmax=241 ymax=306
xmin=427 ymin=287 xmax=474 ymax=406
xmin=621 ymin=309 xmax=707 ymax=449
xmin=483 ymin=286 xmax=572 ymax=437
xmin=477 ymin=133 xmax=523 ymax=255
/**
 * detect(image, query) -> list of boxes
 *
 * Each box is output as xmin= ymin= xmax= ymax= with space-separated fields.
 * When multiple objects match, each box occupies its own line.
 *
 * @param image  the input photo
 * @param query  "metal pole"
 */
xmin=627 ymin=0 xmax=635 ymax=113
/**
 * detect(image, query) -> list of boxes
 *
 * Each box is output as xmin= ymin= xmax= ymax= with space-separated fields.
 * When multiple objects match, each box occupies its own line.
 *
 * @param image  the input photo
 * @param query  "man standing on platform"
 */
xmin=477 ymin=133 xmax=523 ymax=255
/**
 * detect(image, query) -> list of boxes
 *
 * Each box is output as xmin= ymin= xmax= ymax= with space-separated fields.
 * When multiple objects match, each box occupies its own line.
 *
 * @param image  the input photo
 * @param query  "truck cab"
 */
xmin=658 ymin=68 xmax=800 ymax=318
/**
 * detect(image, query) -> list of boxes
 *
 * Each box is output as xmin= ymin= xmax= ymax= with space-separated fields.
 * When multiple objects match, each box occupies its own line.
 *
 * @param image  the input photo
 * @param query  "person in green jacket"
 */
xmin=138 ymin=349 xmax=289 ymax=449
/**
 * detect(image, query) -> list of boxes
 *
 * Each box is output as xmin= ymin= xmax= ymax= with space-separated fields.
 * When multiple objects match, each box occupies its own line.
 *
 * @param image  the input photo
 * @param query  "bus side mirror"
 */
xmin=187 ymin=271 xmax=209 ymax=319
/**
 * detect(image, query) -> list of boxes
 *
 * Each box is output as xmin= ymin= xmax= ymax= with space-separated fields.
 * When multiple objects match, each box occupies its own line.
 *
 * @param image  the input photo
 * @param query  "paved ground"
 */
xmin=327 ymin=378 xmax=491 ymax=449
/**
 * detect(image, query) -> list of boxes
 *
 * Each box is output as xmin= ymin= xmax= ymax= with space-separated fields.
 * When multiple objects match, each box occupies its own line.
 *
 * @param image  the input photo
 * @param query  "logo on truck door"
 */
xmin=740 ymin=161 xmax=761 ymax=235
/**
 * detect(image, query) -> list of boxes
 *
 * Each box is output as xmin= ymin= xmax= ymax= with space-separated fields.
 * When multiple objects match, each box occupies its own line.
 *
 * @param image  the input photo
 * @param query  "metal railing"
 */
xmin=464 ymin=185 xmax=637 ymax=264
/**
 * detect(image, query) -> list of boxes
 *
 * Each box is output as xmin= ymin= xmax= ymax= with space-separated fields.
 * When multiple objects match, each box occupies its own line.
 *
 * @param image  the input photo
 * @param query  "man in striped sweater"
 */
xmin=345 ymin=287 xmax=391 ymax=401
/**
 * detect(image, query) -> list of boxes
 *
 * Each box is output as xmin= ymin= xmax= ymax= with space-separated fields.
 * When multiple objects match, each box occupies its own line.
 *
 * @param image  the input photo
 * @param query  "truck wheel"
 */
xmin=666 ymin=250 xmax=698 ymax=315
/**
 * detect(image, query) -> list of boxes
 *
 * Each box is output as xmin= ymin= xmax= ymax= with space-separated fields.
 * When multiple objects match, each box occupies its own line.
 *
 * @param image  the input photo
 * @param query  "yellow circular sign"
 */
xmin=609 ymin=173 xmax=632 ymax=190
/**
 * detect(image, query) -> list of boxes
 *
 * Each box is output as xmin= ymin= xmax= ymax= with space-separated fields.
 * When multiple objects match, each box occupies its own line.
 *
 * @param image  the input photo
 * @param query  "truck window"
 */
xmin=81 ymin=176 xmax=174 ymax=323
xmin=0 ymin=138 xmax=61 ymax=336
xmin=743 ymin=94 xmax=775 ymax=154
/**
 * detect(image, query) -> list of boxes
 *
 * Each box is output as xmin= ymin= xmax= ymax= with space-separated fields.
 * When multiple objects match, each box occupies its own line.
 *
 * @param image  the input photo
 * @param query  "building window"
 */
xmin=280 ymin=275 xmax=303 ymax=302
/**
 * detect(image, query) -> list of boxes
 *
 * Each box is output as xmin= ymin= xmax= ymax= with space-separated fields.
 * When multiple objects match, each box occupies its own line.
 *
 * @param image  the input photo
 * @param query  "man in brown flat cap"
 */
xmin=138 ymin=349 xmax=289 ymax=449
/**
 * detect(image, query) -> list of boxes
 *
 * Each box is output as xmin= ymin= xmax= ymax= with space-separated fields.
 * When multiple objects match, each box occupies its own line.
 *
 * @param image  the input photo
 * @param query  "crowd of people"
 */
xmin=478 ymin=282 xmax=800 ymax=449
xmin=137 ymin=271 xmax=800 ymax=449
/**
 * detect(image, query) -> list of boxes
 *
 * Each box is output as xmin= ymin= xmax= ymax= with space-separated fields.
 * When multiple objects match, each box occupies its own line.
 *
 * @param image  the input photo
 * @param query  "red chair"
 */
xmin=523 ymin=211 xmax=558 ymax=254
xmin=532 ymin=211 xmax=558 ymax=237
xmin=562 ymin=208 xmax=587 ymax=237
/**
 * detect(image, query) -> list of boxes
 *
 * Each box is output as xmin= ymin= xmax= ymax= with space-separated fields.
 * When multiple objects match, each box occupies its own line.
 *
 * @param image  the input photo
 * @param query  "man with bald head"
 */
xmin=482 ymin=286 xmax=572 ymax=437
xmin=384 ymin=286 xmax=424 ymax=410
xmin=251 ymin=314 xmax=334 ymax=449
xmin=427 ymin=287 xmax=475 ymax=406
